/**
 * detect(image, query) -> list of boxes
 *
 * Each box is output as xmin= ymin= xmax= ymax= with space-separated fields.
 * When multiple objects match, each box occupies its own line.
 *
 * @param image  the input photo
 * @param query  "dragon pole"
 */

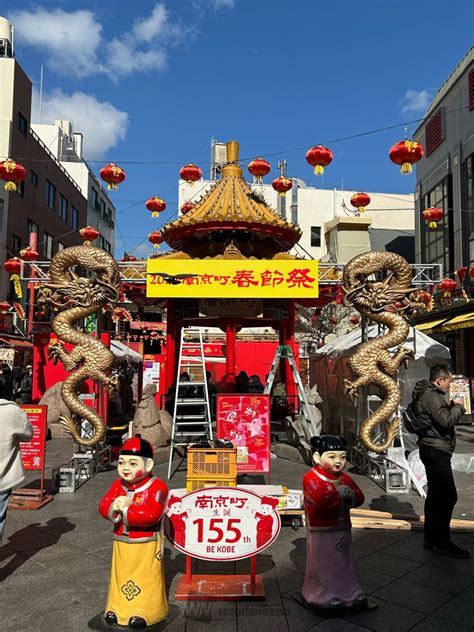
xmin=38 ymin=243 xmax=121 ymax=447
xmin=342 ymin=251 xmax=424 ymax=453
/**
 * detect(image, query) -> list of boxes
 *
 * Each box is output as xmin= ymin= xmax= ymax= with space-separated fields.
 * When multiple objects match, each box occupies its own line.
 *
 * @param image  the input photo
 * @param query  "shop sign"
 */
xmin=0 ymin=347 xmax=15 ymax=365
xmin=449 ymin=375 xmax=472 ymax=415
xmin=217 ymin=395 xmax=270 ymax=473
xmin=199 ymin=298 xmax=263 ymax=317
xmin=164 ymin=487 xmax=281 ymax=561
xmin=19 ymin=405 xmax=47 ymax=470
xmin=147 ymin=260 xmax=319 ymax=299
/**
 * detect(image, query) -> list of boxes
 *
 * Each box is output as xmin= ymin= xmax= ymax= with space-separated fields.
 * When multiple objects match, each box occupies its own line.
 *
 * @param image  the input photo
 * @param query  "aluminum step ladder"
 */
xmin=264 ymin=345 xmax=318 ymax=436
xmin=167 ymin=327 xmax=213 ymax=479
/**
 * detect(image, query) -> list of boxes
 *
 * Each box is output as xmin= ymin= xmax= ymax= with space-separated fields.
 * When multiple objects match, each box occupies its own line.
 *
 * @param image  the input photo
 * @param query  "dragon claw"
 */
xmin=343 ymin=379 xmax=359 ymax=400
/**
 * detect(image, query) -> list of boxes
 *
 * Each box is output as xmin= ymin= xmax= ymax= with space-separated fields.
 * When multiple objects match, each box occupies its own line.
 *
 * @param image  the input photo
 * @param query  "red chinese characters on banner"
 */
xmin=19 ymin=405 xmax=47 ymax=470
xmin=217 ymin=395 xmax=270 ymax=473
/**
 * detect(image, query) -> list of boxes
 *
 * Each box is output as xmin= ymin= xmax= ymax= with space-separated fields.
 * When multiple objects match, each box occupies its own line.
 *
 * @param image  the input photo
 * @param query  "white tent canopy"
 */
xmin=111 ymin=339 xmax=142 ymax=363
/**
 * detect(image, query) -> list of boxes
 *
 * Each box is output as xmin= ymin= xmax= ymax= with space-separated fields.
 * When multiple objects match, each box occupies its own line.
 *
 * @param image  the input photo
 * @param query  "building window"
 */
xmin=45 ymin=180 xmax=56 ymax=210
xmin=18 ymin=111 xmax=28 ymax=137
xmin=59 ymin=194 xmax=68 ymax=221
xmin=469 ymin=70 xmax=474 ymax=111
xmin=91 ymin=187 xmax=99 ymax=210
xmin=425 ymin=109 xmax=444 ymax=156
xmin=16 ymin=180 xmax=25 ymax=198
xmin=71 ymin=206 xmax=79 ymax=229
xmin=100 ymin=198 xmax=106 ymax=218
xmin=30 ymin=170 xmax=38 ymax=186
xmin=57 ymin=242 xmax=65 ymax=252
xmin=43 ymin=232 xmax=53 ymax=259
xmin=98 ymin=235 xmax=105 ymax=250
xmin=291 ymin=179 xmax=298 ymax=224
xmin=277 ymin=194 xmax=286 ymax=219
xmin=421 ymin=175 xmax=453 ymax=275
xmin=105 ymin=240 xmax=111 ymax=253
xmin=12 ymin=234 xmax=21 ymax=255
xmin=311 ymin=227 xmax=321 ymax=247
xmin=27 ymin=220 xmax=39 ymax=236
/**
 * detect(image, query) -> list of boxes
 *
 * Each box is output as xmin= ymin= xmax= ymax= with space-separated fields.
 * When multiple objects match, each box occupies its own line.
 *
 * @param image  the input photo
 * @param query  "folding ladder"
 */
xmin=264 ymin=345 xmax=319 ymax=436
xmin=167 ymin=327 xmax=213 ymax=479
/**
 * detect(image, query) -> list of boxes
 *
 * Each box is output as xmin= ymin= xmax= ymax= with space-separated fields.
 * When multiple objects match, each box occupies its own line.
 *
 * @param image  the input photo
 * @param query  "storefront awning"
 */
xmin=440 ymin=312 xmax=474 ymax=332
xmin=415 ymin=318 xmax=449 ymax=333
xmin=0 ymin=337 xmax=33 ymax=348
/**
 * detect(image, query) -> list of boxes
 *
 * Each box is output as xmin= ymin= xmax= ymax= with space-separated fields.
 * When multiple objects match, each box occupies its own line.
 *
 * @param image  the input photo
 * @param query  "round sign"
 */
xmin=164 ymin=487 xmax=281 ymax=561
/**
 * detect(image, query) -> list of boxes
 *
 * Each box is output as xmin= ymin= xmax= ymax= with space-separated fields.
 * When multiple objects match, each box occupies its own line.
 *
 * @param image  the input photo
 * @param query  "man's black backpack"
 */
xmin=402 ymin=403 xmax=431 ymax=438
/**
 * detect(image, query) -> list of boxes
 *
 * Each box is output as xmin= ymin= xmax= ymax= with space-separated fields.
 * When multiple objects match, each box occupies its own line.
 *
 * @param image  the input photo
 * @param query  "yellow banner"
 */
xmin=146 ymin=259 xmax=319 ymax=298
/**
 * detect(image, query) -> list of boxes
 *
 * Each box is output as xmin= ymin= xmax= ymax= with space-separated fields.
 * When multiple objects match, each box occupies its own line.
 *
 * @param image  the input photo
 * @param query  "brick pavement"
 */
xmin=0 ymin=438 xmax=473 ymax=631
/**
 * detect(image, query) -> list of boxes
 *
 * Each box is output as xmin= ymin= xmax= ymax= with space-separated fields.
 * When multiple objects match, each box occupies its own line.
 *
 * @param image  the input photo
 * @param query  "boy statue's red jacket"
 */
xmin=99 ymin=474 xmax=168 ymax=543
xmin=303 ymin=465 xmax=364 ymax=530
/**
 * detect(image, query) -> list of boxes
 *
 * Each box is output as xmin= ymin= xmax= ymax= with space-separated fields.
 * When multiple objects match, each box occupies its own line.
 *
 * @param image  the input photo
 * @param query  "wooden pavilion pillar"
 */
xmin=225 ymin=319 xmax=237 ymax=386
xmin=165 ymin=299 xmax=176 ymax=392
xmin=284 ymin=299 xmax=297 ymax=399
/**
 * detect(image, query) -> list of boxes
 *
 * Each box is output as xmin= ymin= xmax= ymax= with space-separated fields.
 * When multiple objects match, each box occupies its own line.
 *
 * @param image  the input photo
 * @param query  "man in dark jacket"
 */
xmin=411 ymin=364 xmax=468 ymax=558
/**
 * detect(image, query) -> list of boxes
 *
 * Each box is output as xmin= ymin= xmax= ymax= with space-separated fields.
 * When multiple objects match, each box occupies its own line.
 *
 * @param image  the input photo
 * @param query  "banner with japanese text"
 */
xmin=19 ymin=405 xmax=47 ymax=470
xmin=147 ymin=259 xmax=319 ymax=298
xmin=217 ymin=395 xmax=270 ymax=473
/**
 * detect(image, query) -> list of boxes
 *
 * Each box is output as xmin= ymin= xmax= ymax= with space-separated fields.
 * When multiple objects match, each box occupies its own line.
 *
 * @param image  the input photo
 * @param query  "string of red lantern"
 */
xmin=389 ymin=140 xmax=423 ymax=175
xmin=100 ymin=163 xmax=126 ymax=190
xmin=0 ymin=159 xmax=27 ymax=192
xmin=146 ymin=197 xmax=166 ymax=217
xmin=350 ymin=192 xmax=371 ymax=213
xmin=272 ymin=176 xmax=292 ymax=197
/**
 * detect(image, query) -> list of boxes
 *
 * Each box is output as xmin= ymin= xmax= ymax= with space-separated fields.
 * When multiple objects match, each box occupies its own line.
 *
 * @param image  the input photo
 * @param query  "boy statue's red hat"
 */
xmin=120 ymin=434 xmax=154 ymax=459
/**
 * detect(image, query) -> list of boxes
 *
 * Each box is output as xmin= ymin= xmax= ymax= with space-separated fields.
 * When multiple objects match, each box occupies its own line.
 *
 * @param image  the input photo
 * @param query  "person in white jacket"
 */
xmin=0 ymin=399 xmax=33 ymax=542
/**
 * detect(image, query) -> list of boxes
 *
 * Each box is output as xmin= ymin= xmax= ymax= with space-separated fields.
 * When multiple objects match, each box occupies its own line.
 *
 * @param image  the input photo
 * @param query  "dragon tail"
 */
xmin=359 ymin=416 xmax=400 ymax=454
xmin=60 ymin=368 xmax=106 ymax=447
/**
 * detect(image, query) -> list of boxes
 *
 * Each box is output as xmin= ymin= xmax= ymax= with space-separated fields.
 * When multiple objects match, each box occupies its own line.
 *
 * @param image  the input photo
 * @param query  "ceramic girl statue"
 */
xmin=301 ymin=435 xmax=375 ymax=616
xmin=99 ymin=435 xmax=169 ymax=629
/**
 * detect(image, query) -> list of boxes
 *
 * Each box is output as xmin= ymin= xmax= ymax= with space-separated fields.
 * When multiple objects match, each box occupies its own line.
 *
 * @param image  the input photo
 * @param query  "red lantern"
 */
xmin=146 ymin=197 xmax=166 ymax=218
xmin=422 ymin=207 xmax=443 ymax=229
xmin=0 ymin=159 xmax=27 ymax=192
xmin=389 ymin=140 xmax=423 ymax=175
xmin=248 ymin=158 xmax=271 ymax=183
xmin=121 ymin=253 xmax=137 ymax=262
xmin=0 ymin=301 xmax=11 ymax=314
xmin=350 ymin=315 xmax=360 ymax=325
xmin=19 ymin=246 xmax=39 ymax=262
xmin=272 ymin=176 xmax=293 ymax=197
xmin=79 ymin=226 xmax=100 ymax=244
xmin=306 ymin=145 xmax=333 ymax=176
xmin=3 ymin=258 xmax=22 ymax=298
xmin=350 ymin=192 xmax=371 ymax=213
xmin=439 ymin=277 xmax=457 ymax=297
xmin=415 ymin=290 xmax=432 ymax=304
xmin=13 ymin=302 xmax=25 ymax=319
xmin=99 ymin=163 xmax=126 ymax=190
xmin=179 ymin=164 xmax=202 ymax=185
xmin=148 ymin=231 xmax=165 ymax=248
xmin=181 ymin=201 xmax=196 ymax=215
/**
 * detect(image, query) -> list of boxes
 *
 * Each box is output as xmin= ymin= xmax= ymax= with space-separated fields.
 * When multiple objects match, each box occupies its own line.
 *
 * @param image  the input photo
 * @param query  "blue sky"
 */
xmin=7 ymin=0 xmax=474 ymax=257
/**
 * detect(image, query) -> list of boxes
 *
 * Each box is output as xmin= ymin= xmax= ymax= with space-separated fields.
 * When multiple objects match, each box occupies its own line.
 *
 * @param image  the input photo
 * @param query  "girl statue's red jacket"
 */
xmin=99 ymin=475 xmax=168 ymax=543
xmin=303 ymin=465 xmax=364 ymax=530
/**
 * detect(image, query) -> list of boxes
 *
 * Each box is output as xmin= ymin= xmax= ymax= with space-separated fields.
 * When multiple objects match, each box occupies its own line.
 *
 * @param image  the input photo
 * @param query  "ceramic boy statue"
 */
xmin=301 ymin=435 xmax=374 ymax=615
xmin=99 ymin=435 xmax=168 ymax=629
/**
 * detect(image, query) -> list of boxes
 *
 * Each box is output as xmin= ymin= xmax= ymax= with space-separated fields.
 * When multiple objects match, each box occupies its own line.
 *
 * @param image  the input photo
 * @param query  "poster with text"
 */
xmin=19 ymin=405 xmax=47 ymax=470
xmin=449 ymin=376 xmax=472 ymax=415
xmin=217 ymin=395 xmax=270 ymax=473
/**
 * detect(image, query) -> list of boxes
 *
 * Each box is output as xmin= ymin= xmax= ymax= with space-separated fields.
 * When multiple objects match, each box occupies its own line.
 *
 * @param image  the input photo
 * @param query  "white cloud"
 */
xmin=9 ymin=8 xmax=104 ymax=78
xmin=214 ymin=0 xmax=235 ymax=7
xmin=106 ymin=38 xmax=167 ymax=77
xmin=401 ymin=89 xmax=431 ymax=114
xmin=32 ymin=89 xmax=129 ymax=160
xmin=132 ymin=4 xmax=169 ymax=42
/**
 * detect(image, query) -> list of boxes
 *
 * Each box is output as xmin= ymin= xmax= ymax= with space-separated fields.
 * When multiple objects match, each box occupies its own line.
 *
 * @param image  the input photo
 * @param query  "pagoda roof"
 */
xmin=161 ymin=141 xmax=301 ymax=258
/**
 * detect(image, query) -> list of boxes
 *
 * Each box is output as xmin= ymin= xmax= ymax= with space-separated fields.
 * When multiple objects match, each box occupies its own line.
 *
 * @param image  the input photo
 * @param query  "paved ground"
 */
xmin=1 ymin=435 xmax=473 ymax=632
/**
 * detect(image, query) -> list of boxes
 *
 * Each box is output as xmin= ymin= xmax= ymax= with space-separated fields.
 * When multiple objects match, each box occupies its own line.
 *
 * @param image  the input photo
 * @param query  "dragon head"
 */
xmin=344 ymin=274 xmax=420 ymax=314
xmin=45 ymin=270 xmax=120 ymax=308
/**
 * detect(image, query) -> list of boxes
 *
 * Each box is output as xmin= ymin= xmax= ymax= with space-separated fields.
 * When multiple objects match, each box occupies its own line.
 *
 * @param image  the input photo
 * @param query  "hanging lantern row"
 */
xmin=389 ymin=140 xmax=423 ymax=175
xmin=181 ymin=201 xmax=196 ymax=215
xmin=350 ymin=192 xmax=371 ymax=213
xmin=272 ymin=176 xmax=293 ymax=197
xmin=248 ymin=158 xmax=271 ymax=183
xmin=179 ymin=164 xmax=202 ymax=185
xmin=100 ymin=163 xmax=126 ymax=190
xmin=0 ymin=159 xmax=27 ymax=191
xmin=19 ymin=246 xmax=39 ymax=262
xmin=3 ymin=257 xmax=22 ymax=298
xmin=146 ymin=196 xmax=166 ymax=217
xmin=422 ymin=207 xmax=443 ymax=229
xmin=148 ymin=231 xmax=164 ymax=248
xmin=306 ymin=145 xmax=333 ymax=176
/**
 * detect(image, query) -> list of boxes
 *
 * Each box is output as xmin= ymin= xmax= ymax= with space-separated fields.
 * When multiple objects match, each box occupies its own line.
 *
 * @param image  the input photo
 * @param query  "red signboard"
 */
xmin=19 ymin=405 xmax=47 ymax=470
xmin=164 ymin=487 xmax=281 ymax=561
xmin=217 ymin=395 xmax=270 ymax=473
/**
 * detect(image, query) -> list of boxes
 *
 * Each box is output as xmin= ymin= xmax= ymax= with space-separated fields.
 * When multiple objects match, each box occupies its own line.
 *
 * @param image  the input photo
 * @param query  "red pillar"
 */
xmin=285 ymin=299 xmax=297 ymax=399
xmin=226 ymin=319 xmax=236 ymax=388
xmin=165 ymin=299 xmax=176 ymax=391
xmin=278 ymin=321 xmax=287 ymax=389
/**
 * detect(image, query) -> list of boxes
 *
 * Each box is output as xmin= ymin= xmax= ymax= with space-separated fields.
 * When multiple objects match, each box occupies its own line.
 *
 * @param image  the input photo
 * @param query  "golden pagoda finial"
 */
xmin=222 ymin=140 xmax=242 ymax=178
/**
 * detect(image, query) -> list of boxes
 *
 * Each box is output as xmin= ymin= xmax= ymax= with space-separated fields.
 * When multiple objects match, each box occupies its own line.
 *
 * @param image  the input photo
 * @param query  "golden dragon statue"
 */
xmin=342 ymin=251 xmax=425 ymax=454
xmin=38 ymin=242 xmax=121 ymax=447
